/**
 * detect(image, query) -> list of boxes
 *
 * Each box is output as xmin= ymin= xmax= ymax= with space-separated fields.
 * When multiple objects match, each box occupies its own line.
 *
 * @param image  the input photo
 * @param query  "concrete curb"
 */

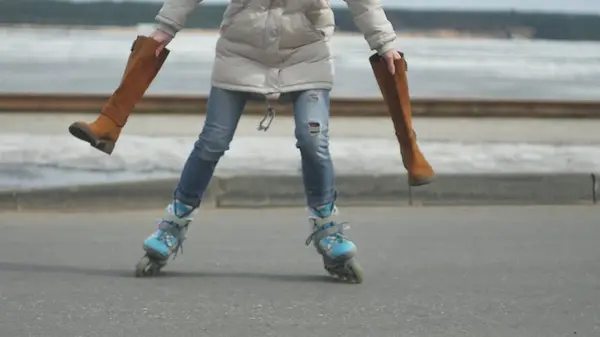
xmin=0 ymin=173 xmax=597 ymax=211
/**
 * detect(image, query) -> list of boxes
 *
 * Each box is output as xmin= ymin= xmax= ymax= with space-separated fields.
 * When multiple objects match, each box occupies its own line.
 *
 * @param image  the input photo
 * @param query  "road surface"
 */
xmin=1 ymin=206 xmax=599 ymax=336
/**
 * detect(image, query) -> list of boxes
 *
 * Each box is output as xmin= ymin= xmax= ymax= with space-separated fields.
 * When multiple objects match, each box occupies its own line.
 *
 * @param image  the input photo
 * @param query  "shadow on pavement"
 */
xmin=0 ymin=261 xmax=336 ymax=284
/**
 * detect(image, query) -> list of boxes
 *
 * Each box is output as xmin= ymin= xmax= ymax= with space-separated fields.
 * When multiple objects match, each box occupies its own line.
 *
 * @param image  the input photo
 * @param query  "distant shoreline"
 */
xmin=0 ymin=24 xmax=523 ymax=40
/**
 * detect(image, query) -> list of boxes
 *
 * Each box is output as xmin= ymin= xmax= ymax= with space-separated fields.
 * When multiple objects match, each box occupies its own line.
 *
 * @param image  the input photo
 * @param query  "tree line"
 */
xmin=2 ymin=0 xmax=600 ymax=41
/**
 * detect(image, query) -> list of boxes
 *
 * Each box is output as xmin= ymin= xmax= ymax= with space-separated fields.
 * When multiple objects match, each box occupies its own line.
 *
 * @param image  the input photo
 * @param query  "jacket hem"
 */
xmin=211 ymin=81 xmax=333 ymax=94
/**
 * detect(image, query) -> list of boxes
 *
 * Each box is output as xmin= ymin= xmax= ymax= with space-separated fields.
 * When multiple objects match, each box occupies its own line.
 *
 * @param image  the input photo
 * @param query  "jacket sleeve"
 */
xmin=342 ymin=0 xmax=397 ymax=55
xmin=155 ymin=0 xmax=203 ymax=37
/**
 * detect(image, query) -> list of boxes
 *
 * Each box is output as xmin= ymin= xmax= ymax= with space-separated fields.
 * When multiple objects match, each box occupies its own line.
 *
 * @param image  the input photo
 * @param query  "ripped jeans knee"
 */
xmin=295 ymin=120 xmax=329 ymax=161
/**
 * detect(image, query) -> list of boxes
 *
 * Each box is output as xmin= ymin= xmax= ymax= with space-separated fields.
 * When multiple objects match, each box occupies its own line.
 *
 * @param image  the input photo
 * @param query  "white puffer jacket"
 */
xmin=156 ymin=0 xmax=397 ymax=95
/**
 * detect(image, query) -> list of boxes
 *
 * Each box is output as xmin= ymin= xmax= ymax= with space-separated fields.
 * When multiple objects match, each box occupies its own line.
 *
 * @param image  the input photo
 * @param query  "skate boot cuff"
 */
xmin=310 ymin=202 xmax=335 ymax=218
xmin=172 ymin=200 xmax=196 ymax=219
xmin=305 ymin=221 xmax=345 ymax=246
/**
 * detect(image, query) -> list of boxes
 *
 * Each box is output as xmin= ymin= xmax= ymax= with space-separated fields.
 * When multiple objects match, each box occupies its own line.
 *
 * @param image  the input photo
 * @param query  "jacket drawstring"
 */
xmin=257 ymin=94 xmax=276 ymax=131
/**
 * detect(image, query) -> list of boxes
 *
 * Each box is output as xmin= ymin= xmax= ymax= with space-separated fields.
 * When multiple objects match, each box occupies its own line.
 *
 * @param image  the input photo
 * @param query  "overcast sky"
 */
xmin=73 ymin=0 xmax=600 ymax=14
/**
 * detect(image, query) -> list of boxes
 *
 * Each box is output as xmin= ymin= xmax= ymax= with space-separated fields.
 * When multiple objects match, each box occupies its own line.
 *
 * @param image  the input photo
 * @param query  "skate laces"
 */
xmin=305 ymin=221 xmax=350 ymax=246
xmin=157 ymin=219 xmax=188 ymax=259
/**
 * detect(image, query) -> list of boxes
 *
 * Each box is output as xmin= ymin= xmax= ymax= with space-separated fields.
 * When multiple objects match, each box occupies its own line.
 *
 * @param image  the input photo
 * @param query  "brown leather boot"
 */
xmin=68 ymin=35 xmax=170 ymax=155
xmin=369 ymin=52 xmax=435 ymax=186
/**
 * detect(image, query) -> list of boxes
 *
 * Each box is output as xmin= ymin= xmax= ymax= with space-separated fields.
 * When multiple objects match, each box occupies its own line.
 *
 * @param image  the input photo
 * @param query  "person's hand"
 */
xmin=150 ymin=29 xmax=173 ymax=57
xmin=381 ymin=49 xmax=402 ymax=74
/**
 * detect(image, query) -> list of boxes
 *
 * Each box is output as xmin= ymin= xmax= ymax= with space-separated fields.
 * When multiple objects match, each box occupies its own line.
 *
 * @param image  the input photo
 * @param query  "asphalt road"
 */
xmin=1 ymin=206 xmax=599 ymax=337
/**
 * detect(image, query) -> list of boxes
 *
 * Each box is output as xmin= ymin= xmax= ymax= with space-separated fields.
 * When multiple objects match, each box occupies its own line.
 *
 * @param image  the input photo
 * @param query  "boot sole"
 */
xmin=409 ymin=176 xmax=435 ymax=187
xmin=68 ymin=123 xmax=115 ymax=155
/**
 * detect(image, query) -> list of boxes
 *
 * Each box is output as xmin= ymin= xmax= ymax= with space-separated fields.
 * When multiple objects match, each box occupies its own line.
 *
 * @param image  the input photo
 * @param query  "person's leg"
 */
xmin=292 ymin=89 xmax=362 ymax=282
xmin=142 ymin=87 xmax=248 ymax=261
xmin=293 ymin=89 xmax=336 ymax=209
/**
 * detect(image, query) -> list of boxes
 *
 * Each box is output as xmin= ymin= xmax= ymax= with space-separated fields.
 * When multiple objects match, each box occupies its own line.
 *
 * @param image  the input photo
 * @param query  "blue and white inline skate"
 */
xmin=305 ymin=203 xmax=364 ymax=284
xmin=135 ymin=200 xmax=196 ymax=277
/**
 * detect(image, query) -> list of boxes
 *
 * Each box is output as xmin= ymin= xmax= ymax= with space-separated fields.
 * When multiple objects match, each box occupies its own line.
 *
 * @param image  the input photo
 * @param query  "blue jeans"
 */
xmin=174 ymin=87 xmax=336 ymax=209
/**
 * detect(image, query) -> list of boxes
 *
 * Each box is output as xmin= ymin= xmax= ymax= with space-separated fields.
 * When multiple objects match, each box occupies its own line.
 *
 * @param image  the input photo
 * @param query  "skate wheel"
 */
xmin=324 ymin=258 xmax=364 ymax=284
xmin=135 ymin=255 xmax=162 ymax=277
xmin=345 ymin=259 xmax=364 ymax=284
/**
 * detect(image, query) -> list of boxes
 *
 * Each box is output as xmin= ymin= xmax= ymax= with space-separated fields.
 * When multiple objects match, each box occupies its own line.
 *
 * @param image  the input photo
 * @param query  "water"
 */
xmin=1 ymin=27 xmax=600 ymax=100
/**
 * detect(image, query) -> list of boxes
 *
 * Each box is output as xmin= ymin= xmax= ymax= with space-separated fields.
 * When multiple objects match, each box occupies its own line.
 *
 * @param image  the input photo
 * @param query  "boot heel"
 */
xmin=92 ymin=139 xmax=116 ymax=155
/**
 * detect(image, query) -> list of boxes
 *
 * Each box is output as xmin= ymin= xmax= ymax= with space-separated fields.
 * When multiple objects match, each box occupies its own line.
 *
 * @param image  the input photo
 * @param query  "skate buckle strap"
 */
xmin=257 ymin=95 xmax=276 ymax=131
xmin=305 ymin=219 xmax=350 ymax=246
xmin=157 ymin=220 xmax=189 ymax=260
